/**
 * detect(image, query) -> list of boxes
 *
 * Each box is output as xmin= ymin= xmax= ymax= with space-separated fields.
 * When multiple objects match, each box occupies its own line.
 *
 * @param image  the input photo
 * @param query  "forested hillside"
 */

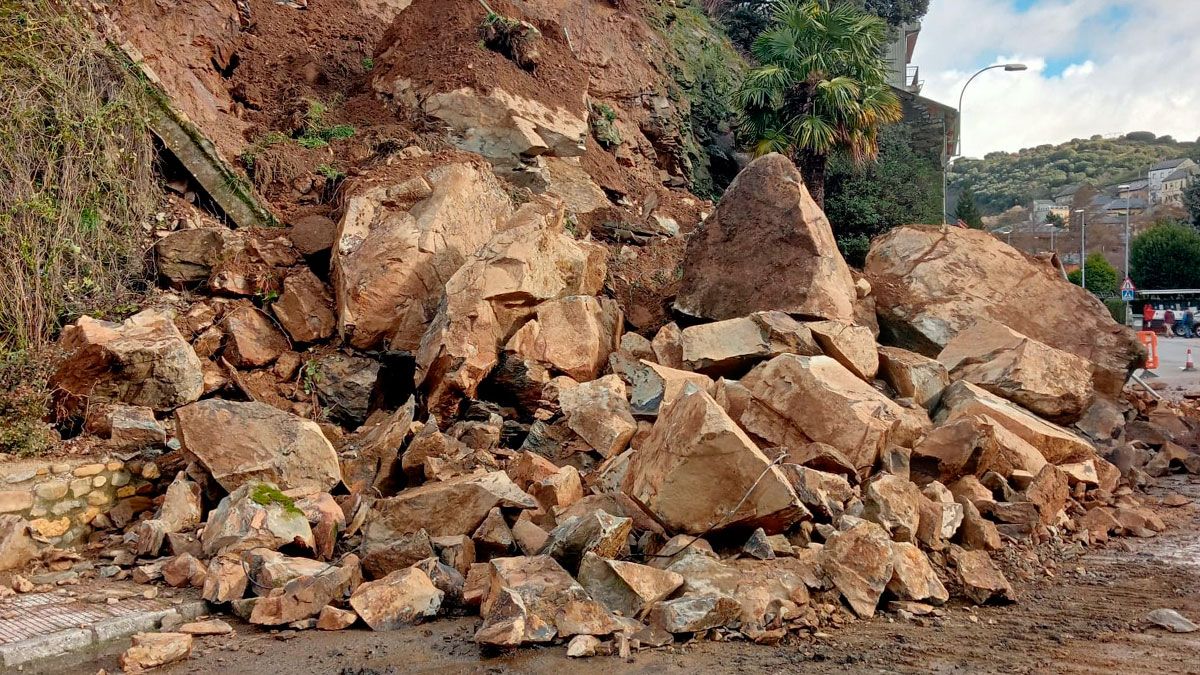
xmin=949 ymin=133 xmax=1200 ymax=213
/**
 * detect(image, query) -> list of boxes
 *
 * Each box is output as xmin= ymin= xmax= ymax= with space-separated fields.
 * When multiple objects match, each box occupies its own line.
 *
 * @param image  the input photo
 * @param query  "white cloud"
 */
xmin=914 ymin=0 xmax=1200 ymax=156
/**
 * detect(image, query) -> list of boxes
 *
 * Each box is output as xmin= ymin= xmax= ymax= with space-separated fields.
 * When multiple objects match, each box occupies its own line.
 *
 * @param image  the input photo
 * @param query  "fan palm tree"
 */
xmin=737 ymin=0 xmax=902 ymax=207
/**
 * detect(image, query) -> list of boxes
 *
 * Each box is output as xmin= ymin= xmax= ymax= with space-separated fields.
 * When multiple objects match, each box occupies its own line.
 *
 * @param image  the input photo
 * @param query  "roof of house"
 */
xmin=1120 ymin=179 xmax=1149 ymax=191
xmin=1150 ymin=158 xmax=1192 ymax=172
xmin=1032 ymin=199 xmax=1054 ymax=209
xmin=1165 ymin=167 xmax=1195 ymax=182
xmin=1106 ymin=197 xmax=1148 ymax=210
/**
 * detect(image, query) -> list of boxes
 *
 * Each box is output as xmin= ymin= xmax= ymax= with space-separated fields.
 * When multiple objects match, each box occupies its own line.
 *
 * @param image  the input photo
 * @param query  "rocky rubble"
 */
xmin=20 ymin=151 xmax=1200 ymax=669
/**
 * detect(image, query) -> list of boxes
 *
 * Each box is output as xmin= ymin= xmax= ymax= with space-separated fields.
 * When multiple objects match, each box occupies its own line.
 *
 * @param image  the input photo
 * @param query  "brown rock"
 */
xmin=177 ymin=399 xmax=341 ymax=493
xmin=154 ymin=228 xmax=226 ymax=287
xmin=938 ymin=320 xmax=1093 ymax=424
xmin=887 ymin=542 xmax=949 ymax=605
xmin=578 ymin=552 xmax=683 ymax=618
xmin=120 ymin=632 xmax=193 ymax=673
xmin=878 ymin=346 xmax=949 ymax=411
xmin=201 ymin=482 xmax=315 ymax=556
xmin=431 ymin=534 xmax=476 ymax=576
xmin=310 ymin=354 xmax=380 ymax=426
xmin=554 ymin=598 xmax=622 ymax=637
xmin=272 ymin=268 xmax=336 ymax=343
xmin=250 ymin=555 xmax=362 ymax=625
xmin=290 ymin=214 xmax=336 ymax=255
xmin=506 ymin=451 xmax=560 ymax=491
xmin=414 ymin=204 xmax=607 ymax=416
xmin=675 ymin=154 xmax=857 ymax=323
xmin=566 ymin=634 xmax=601 ymax=657
xmin=109 ymin=405 xmax=166 ymax=450
xmin=202 ymin=554 xmax=249 ymax=603
xmin=178 ymin=619 xmax=233 ymax=635
xmin=1024 ymin=464 xmax=1069 ymax=525
xmin=530 ymin=466 xmax=584 ymax=511
xmin=651 ymin=322 xmax=684 ymax=369
xmin=947 ymin=546 xmax=1013 ymax=604
xmin=296 ymin=492 xmax=346 ymax=562
xmin=333 ymin=162 xmax=514 ymax=350
xmin=807 ymin=320 xmax=879 ymax=380
xmin=679 ymin=312 xmax=820 ymax=376
xmin=783 ymin=466 xmax=854 ymax=521
xmin=862 ymin=475 xmax=922 ymax=542
xmin=363 ymin=471 xmax=535 ymax=540
xmin=540 ymin=512 xmax=632 ymax=571
xmin=647 ymin=595 xmax=741 ymax=633
xmin=505 ymin=296 xmax=621 ymax=381
xmin=53 ymin=309 xmax=203 ymax=413
xmin=222 ymin=305 xmax=289 ymax=368
xmin=348 ymin=567 xmax=444 ymax=630
xmin=243 ymin=549 xmax=330 ymax=590
xmin=821 ymin=521 xmax=895 ymax=618
xmin=737 ymin=355 xmax=930 ymax=471
xmin=622 ymin=388 xmax=806 ymax=535
xmin=472 ymin=507 xmax=515 ymax=557
xmin=0 ymin=516 xmax=37 ymax=572
xmin=865 ymin=225 xmax=1143 ymax=398
xmin=162 ymin=553 xmax=207 ymax=588
xmin=557 ymin=375 xmax=636 ymax=458
xmin=936 ymin=381 xmax=1095 ymax=465
xmin=613 ymin=357 xmax=715 ymax=417
xmin=479 ymin=555 xmax=588 ymax=644
xmin=911 ymin=415 xmax=1048 ymax=484
xmin=317 ymin=605 xmax=358 ymax=630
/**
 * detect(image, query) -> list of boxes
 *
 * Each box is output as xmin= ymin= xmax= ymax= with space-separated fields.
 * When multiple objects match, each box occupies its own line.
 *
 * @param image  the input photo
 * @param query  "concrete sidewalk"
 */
xmin=0 ymin=584 xmax=205 ymax=669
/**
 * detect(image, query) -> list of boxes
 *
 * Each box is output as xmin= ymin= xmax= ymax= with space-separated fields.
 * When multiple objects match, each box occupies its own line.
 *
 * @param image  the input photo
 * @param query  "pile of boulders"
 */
xmin=39 ymin=153 xmax=1199 ymax=666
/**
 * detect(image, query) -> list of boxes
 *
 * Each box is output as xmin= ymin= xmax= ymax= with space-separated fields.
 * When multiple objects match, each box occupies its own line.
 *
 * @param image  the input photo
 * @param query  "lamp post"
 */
xmin=944 ymin=63 xmax=1028 ymax=224
xmin=1075 ymin=208 xmax=1086 ymax=289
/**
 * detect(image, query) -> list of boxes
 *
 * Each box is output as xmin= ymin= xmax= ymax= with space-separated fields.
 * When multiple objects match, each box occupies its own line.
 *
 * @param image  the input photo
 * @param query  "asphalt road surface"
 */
xmin=1144 ymin=335 xmax=1200 ymax=389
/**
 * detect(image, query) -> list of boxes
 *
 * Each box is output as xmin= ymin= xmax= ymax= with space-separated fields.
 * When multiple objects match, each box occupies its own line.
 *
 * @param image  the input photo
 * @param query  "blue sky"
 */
xmin=914 ymin=0 xmax=1200 ymax=156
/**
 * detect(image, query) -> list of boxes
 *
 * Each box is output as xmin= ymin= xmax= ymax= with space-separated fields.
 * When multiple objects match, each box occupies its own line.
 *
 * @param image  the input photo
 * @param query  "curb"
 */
xmin=0 ymin=600 xmax=208 ymax=669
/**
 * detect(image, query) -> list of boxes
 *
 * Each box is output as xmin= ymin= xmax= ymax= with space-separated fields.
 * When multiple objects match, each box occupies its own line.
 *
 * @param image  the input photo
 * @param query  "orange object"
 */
xmin=1138 ymin=331 xmax=1159 ymax=370
xmin=1186 ymin=349 xmax=1195 ymax=372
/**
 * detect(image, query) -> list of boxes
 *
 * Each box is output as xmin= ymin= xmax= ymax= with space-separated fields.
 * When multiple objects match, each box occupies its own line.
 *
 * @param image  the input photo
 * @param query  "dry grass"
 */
xmin=0 ymin=0 xmax=157 ymax=354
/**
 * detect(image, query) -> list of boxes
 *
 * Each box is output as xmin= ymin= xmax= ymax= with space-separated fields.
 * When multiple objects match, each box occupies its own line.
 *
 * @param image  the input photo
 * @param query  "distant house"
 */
xmin=1148 ymin=158 xmax=1197 ymax=203
xmin=1104 ymin=197 xmax=1148 ymax=216
xmin=1053 ymin=183 xmax=1084 ymax=206
xmin=1031 ymin=199 xmax=1055 ymax=222
xmin=1159 ymin=167 xmax=1197 ymax=206
xmin=1117 ymin=179 xmax=1149 ymax=201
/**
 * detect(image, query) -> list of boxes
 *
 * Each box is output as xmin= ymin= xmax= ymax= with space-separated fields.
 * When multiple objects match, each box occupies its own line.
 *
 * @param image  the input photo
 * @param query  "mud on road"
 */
xmin=48 ymin=477 xmax=1199 ymax=675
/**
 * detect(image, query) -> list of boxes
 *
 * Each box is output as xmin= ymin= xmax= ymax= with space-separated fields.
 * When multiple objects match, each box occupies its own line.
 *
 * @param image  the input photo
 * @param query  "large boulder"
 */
xmin=821 ymin=520 xmax=894 ymax=618
xmin=911 ymin=414 xmax=1047 ymax=484
xmin=333 ymin=161 xmax=515 ymax=350
xmin=201 ymin=482 xmax=315 ymax=556
xmin=674 ymin=154 xmax=857 ymax=323
xmin=736 ymin=355 xmax=931 ymax=472
xmin=53 ymin=309 xmax=203 ymax=413
xmin=936 ymin=381 xmax=1095 ymax=465
xmin=414 ymin=200 xmax=607 ymax=417
xmin=556 ymin=375 xmax=637 ymax=459
xmin=176 ymin=400 xmax=341 ymax=493
xmin=272 ymin=268 xmax=336 ymax=344
xmin=621 ymin=388 xmax=806 ymax=535
xmin=937 ymin=320 xmax=1093 ymax=424
xmin=221 ymin=305 xmax=289 ymax=368
xmin=865 ymin=225 xmax=1143 ymax=398
xmin=153 ymin=228 xmax=227 ymax=287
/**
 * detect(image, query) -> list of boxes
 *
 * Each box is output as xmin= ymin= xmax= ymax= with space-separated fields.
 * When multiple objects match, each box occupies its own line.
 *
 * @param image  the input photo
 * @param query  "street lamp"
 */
xmin=1075 ymin=208 xmax=1086 ymax=289
xmin=944 ymin=63 xmax=1028 ymax=224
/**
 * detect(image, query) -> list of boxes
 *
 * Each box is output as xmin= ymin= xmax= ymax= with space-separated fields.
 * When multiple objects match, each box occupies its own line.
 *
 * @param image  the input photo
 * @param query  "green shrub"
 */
xmin=1130 ymin=221 xmax=1200 ymax=290
xmin=589 ymin=103 xmax=622 ymax=149
xmin=296 ymin=99 xmax=355 ymax=149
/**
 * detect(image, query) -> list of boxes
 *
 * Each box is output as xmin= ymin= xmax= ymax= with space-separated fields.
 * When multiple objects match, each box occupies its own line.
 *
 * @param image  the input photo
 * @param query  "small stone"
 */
xmin=0 ymin=491 xmax=33 ymax=514
xmin=317 ymin=606 xmax=358 ymax=630
xmin=119 ymin=632 xmax=193 ymax=673
xmin=567 ymin=634 xmax=601 ymax=657
xmin=34 ymin=481 xmax=69 ymax=500
xmin=741 ymin=528 xmax=775 ymax=560
xmin=178 ymin=619 xmax=234 ymax=635
xmin=73 ymin=463 xmax=105 ymax=477
xmin=1146 ymin=608 xmax=1198 ymax=633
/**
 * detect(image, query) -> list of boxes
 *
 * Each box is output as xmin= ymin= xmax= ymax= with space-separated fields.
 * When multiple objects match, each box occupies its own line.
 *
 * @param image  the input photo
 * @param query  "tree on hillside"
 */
xmin=955 ymin=186 xmax=983 ymax=228
xmin=1130 ymin=222 xmax=1200 ymax=290
xmin=1045 ymin=211 xmax=1066 ymax=227
xmin=737 ymin=0 xmax=902 ymax=207
xmin=1184 ymin=179 xmax=1200 ymax=226
xmin=844 ymin=0 xmax=929 ymax=26
xmin=1067 ymin=253 xmax=1119 ymax=297
xmin=715 ymin=0 xmax=929 ymax=53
